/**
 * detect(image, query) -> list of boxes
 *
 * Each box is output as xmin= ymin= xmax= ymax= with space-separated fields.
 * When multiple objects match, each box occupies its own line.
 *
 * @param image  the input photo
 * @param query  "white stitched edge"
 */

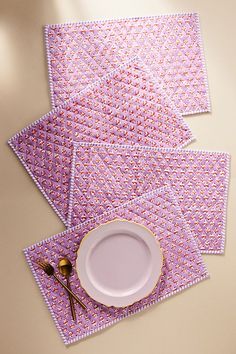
xmin=45 ymin=12 xmax=198 ymax=28
xmin=25 ymin=186 xmax=170 ymax=248
xmin=7 ymin=56 xmax=194 ymax=143
xmin=44 ymin=26 xmax=56 ymax=109
xmin=44 ymin=13 xmax=210 ymax=115
xmin=167 ymin=187 xmax=208 ymax=274
xmin=6 ymin=57 xmax=150 ymax=141
xmin=69 ymin=142 xmax=230 ymax=253
xmin=182 ymin=108 xmax=210 ymax=116
xmin=65 ymin=57 xmax=197 ymax=227
xmin=195 ymin=13 xmax=211 ymax=113
xmin=8 ymin=56 xmax=195 ymax=228
xmin=219 ymin=153 xmax=231 ymax=253
xmin=66 ymin=140 xmax=195 ymax=227
xmin=74 ymin=141 xmax=231 ymax=156
xmin=66 ymin=275 xmax=209 ymax=345
xmin=7 ymin=58 xmax=146 ymax=229
xmin=133 ymin=57 xmax=195 ymax=144
xmin=23 ymin=250 xmax=68 ymax=343
xmin=7 ymin=57 xmax=138 ymax=141
xmin=179 ymin=136 xmax=196 ymax=148
xmin=65 ymin=274 xmax=209 ymax=345
xmin=6 ymin=58 xmax=146 ymax=228
xmin=67 ymin=143 xmax=77 ymax=227
xmin=24 ymin=185 xmax=209 ymax=345
xmin=8 ymin=139 xmax=68 ymax=226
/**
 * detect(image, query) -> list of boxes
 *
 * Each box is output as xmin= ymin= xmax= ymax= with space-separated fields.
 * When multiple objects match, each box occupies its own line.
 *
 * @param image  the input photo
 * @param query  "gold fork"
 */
xmin=38 ymin=261 xmax=86 ymax=310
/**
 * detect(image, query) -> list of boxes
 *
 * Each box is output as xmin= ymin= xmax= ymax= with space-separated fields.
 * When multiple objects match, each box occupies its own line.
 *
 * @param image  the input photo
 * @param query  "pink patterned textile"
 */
xmin=8 ymin=59 xmax=193 ymax=224
xmin=45 ymin=13 xmax=210 ymax=114
xmin=24 ymin=187 xmax=208 ymax=345
xmin=68 ymin=143 xmax=230 ymax=254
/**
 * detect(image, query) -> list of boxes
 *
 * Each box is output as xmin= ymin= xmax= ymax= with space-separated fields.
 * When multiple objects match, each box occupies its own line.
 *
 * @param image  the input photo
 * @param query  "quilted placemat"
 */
xmin=68 ymin=143 xmax=230 ymax=254
xmin=45 ymin=13 xmax=210 ymax=114
xmin=24 ymin=186 xmax=209 ymax=345
xmin=8 ymin=58 xmax=193 ymax=225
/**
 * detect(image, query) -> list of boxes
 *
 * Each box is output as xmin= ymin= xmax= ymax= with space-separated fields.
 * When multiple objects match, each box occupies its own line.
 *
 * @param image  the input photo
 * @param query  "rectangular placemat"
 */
xmin=24 ymin=187 xmax=208 ymax=345
xmin=8 ymin=58 xmax=193 ymax=224
xmin=45 ymin=13 xmax=210 ymax=114
xmin=68 ymin=142 xmax=230 ymax=254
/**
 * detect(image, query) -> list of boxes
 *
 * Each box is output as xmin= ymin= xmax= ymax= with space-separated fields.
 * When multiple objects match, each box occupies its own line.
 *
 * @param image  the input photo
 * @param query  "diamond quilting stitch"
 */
xmin=24 ymin=187 xmax=208 ymax=345
xmin=8 ymin=58 xmax=193 ymax=223
xmin=45 ymin=13 xmax=210 ymax=114
xmin=68 ymin=143 xmax=230 ymax=254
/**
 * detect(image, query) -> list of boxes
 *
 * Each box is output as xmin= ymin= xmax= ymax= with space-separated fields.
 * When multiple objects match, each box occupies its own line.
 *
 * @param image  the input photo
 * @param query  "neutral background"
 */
xmin=1 ymin=1 xmax=235 ymax=353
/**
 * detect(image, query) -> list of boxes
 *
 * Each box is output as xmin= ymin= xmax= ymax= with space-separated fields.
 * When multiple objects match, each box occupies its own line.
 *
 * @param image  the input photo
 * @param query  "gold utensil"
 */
xmin=38 ymin=261 xmax=86 ymax=310
xmin=58 ymin=258 xmax=76 ymax=321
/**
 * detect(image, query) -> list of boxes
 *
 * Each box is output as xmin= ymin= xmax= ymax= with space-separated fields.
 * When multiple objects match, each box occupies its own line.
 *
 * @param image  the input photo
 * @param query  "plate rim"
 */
xmin=76 ymin=219 xmax=163 ymax=307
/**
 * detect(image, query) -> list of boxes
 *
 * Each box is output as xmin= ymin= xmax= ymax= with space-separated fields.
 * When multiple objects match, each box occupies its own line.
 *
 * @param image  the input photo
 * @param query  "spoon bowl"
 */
xmin=58 ymin=258 xmax=77 ymax=320
xmin=58 ymin=258 xmax=73 ymax=277
xmin=37 ymin=260 xmax=86 ymax=310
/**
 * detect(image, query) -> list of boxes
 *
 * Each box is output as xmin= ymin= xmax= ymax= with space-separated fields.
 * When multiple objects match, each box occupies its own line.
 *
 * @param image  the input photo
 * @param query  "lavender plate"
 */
xmin=76 ymin=219 xmax=163 ymax=307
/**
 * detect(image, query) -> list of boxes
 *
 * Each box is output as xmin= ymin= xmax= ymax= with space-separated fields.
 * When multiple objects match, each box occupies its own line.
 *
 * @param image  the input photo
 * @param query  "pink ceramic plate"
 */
xmin=76 ymin=219 xmax=163 ymax=307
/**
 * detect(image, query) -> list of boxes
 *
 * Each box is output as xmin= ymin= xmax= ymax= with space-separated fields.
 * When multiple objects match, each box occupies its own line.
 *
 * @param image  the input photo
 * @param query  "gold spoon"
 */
xmin=37 ymin=261 xmax=86 ymax=310
xmin=58 ymin=258 xmax=76 ymax=321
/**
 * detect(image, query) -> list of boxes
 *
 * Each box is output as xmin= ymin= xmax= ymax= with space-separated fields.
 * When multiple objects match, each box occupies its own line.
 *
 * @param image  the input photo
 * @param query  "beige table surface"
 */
xmin=1 ymin=0 xmax=236 ymax=353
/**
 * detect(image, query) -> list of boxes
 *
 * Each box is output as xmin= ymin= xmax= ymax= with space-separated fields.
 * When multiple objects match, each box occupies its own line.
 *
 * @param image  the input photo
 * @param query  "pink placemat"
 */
xmin=68 ymin=143 xmax=230 ymax=254
xmin=8 ymin=58 xmax=193 ymax=224
xmin=45 ymin=13 xmax=210 ymax=114
xmin=24 ymin=186 xmax=208 ymax=345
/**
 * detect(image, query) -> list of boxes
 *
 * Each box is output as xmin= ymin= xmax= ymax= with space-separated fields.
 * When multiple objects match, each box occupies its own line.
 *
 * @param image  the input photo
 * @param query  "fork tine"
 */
xmin=38 ymin=261 xmax=51 ymax=272
xmin=35 ymin=260 xmax=86 ymax=308
xmin=38 ymin=261 xmax=46 ymax=269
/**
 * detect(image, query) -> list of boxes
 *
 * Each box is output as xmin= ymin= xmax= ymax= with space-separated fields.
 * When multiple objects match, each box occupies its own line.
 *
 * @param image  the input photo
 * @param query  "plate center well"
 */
xmin=87 ymin=232 xmax=152 ymax=297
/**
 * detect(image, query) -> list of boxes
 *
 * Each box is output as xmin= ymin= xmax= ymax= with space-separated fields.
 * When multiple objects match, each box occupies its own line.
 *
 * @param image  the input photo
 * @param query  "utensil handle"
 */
xmin=53 ymin=274 xmax=86 ymax=309
xmin=67 ymin=278 xmax=76 ymax=321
